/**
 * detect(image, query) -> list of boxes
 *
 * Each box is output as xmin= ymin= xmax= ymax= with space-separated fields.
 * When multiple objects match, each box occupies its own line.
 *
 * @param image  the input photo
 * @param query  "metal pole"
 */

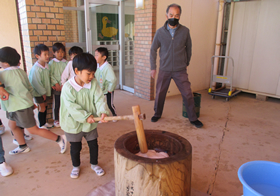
xmin=84 ymin=0 xmax=92 ymax=54
xmin=118 ymin=0 xmax=125 ymax=89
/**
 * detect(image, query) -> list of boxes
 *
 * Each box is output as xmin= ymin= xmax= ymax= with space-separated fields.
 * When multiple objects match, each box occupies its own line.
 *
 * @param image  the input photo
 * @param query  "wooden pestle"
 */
xmin=132 ymin=105 xmax=148 ymax=153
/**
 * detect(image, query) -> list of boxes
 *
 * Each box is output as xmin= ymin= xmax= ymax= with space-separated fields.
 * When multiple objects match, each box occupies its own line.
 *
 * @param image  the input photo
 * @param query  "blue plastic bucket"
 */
xmin=238 ymin=161 xmax=280 ymax=196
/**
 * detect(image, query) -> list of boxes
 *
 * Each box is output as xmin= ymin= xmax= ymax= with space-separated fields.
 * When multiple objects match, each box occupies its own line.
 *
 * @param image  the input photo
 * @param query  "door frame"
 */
xmin=64 ymin=0 xmax=134 ymax=93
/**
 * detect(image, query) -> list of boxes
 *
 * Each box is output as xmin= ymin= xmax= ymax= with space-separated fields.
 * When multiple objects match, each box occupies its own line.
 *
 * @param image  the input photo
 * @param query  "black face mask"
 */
xmin=168 ymin=18 xmax=179 ymax=26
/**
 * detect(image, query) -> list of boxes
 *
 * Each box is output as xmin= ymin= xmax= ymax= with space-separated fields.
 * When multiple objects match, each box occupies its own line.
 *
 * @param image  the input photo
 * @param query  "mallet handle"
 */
xmin=93 ymin=115 xmax=135 ymax=122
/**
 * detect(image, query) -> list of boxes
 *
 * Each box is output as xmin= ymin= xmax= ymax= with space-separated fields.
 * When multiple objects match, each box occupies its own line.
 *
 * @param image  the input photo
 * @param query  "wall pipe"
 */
xmin=211 ymin=0 xmax=225 ymax=89
xmin=223 ymin=2 xmax=235 ymax=77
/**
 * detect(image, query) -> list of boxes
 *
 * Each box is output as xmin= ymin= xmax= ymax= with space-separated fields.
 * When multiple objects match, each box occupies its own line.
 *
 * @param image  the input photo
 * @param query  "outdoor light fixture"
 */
xmin=135 ymin=0 xmax=144 ymax=9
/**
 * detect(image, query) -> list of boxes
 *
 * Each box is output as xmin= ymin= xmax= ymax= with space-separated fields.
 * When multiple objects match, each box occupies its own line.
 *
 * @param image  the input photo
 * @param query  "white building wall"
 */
xmin=0 ymin=0 xmax=23 ymax=69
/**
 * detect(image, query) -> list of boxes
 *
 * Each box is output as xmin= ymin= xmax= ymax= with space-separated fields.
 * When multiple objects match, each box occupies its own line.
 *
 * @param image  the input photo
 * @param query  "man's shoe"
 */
xmin=190 ymin=120 xmax=203 ymax=128
xmin=151 ymin=116 xmax=160 ymax=122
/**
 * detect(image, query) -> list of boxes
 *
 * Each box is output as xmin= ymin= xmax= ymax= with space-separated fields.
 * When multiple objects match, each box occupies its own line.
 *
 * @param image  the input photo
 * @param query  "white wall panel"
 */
xmin=248 ymin=0 xmax=280 ymax=94
xmin=228 ymin=2 xmax=260 ymax=89
xmin=0 ymin=0 xmax=23 ymax=68
xmin=229 ymin=0 xmax=280 ymax=95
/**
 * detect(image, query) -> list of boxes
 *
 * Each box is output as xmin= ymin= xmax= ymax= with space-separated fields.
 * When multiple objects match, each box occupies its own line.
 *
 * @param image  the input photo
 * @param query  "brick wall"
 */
xmin=18 ymin=0 xmax=66 ymax=71
xmin=18 ymin=0 xmax=66 ymax=122
xmin=134 ymin=0 xmax=157 ymax=100
xmin=63 ymin=0 xmax=78 ymax=43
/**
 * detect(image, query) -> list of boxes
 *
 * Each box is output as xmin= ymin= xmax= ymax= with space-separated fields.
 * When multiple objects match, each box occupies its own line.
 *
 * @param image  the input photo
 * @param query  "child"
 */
xmin=60 ymin=53 xmax=109 ymax=179
xmin=94 ymin=47 xmax=118 ymax=121
xmin=0 ymin=82 xmax=13 ymax=177
xmin=29 ymin=44 xmax=53 ymax=129
xmin=49 ymin=42 xmax=68 ymax=128
xmin=0 ymin=46 xmax=68 ymax=156
xmin=61 ymin=46 xmax=83 ymax=85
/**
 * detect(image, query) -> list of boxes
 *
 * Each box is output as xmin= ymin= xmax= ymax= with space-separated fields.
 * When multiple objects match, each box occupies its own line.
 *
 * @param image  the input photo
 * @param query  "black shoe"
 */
xmin=190 ymin=120 xmax=203 ymax=128
xmin=151 ymin=116 xmax=161 ymax=122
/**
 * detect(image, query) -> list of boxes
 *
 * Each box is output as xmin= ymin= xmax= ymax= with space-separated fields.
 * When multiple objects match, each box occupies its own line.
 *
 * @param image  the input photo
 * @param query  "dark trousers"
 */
xmin=154 ymin=69 xmax=197 ymax=121
xmin=53 ymin=94 xmax=60 ymax=121
xmin=70 ymin=139 xmax=98 ymax=167
xmin=38 ymin=106 xmax=47 ymax=127
xmin=105 ymin=91 xmax=117 ymax=116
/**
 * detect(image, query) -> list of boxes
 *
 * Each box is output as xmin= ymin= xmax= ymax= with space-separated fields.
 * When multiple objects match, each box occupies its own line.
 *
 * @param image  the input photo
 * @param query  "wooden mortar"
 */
xmin=114 ymin=129 xmax=192 ymax=196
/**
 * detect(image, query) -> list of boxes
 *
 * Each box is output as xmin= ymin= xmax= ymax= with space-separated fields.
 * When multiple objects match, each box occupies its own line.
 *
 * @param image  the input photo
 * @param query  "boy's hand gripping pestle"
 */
xmin=94 ymin=105 xmax=148 ymax=153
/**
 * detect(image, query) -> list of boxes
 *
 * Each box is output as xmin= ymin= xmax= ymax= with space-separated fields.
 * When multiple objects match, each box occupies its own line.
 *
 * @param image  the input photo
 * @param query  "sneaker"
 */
xmin=70 ymin=167 xmax=80 ymax=179
xmin=91 ymin=165 xmax=105 ymax=176
xmin=0 ymin=125 xmax=5 ymax=135
xmin=112 ymin=120 xmax=118 ymax=123
xmin=44 ymin=123 xmax=54 ymax=128
xmin=98 ymin=121 xmax=102 ymax=124
xmin=151 ymin=116 xmax=161 ymax=122
xmin=54 ymin=121 xmax=60 ymax=128
xmin=39 ymin=125 xmax=49 ymax=130
xmin=0 ymin=162 xmax=13 ymax=177
xmin=58 ymin=135 xmax=67 ymax=154
xmin=190 ymin=120 xmax=203 ymax=128
xmin=13 ymin=139 xmax=19 ymax=145
xmin=9 ymin=146 xmax=30 ymax=155
xmin=24 ymin=134 xmax=33 ymax=140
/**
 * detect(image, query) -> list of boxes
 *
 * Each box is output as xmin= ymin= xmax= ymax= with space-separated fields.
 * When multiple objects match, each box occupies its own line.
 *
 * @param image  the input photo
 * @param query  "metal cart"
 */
xmin=208 ymin=55 xmax=241 ymax=101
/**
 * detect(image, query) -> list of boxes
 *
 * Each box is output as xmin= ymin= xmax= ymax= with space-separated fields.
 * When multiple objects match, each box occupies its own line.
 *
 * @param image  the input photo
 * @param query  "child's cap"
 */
xmin=0 ymin=47 xmax=21 ymax=66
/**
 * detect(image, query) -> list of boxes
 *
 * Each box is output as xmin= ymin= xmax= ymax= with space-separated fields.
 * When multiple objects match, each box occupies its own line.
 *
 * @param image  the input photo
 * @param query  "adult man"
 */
xmin=150 ymin=4 xmax=203 ymax=128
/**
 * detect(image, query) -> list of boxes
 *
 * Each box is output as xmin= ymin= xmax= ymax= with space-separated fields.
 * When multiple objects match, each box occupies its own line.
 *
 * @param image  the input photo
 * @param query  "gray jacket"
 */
xmin=150 ymin=21 xmax=192 ymax=72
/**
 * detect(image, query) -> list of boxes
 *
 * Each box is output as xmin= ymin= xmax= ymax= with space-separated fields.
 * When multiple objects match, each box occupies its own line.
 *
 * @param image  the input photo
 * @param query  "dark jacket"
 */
xmin=150 ymin=21 xmax=192 ymax=72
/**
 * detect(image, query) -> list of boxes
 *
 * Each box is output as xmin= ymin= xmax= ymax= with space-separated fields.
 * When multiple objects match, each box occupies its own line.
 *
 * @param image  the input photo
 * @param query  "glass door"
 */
xmin=86 ymin=0 xmax=121 ymax=90
xmin=123 ymin=0 xmax=135 ymax=91
xmin=64 ymin=0 xmax=135 ymax=93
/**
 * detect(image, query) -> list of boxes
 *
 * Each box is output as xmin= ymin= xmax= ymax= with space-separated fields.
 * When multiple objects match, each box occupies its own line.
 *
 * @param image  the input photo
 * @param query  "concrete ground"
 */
xmin=0 ymin=89 xmax=280 ymax=196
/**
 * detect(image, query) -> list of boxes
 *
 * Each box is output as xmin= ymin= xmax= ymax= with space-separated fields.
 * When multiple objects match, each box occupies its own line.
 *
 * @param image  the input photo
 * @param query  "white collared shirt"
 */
xmin=35 ymin=61 xmax=49 ymax=69
xmin=4 ymin=66 xmax=20 ymax=70
xmin=53 ymin=58 xmax=67 ymax=63
xmin=97 ymin=61 xmax=109 ymax=71
xmin=69 ymin=76 xmax=91 ymax=92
